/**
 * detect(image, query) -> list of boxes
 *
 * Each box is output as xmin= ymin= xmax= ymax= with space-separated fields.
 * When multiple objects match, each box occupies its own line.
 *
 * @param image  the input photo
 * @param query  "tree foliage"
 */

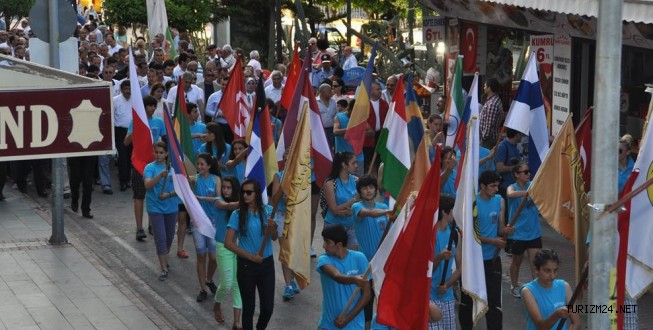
xmin=1 ymin=0 xmax=36 ymax=29
xmin=102 ymin=0 xmax=219 ymax=32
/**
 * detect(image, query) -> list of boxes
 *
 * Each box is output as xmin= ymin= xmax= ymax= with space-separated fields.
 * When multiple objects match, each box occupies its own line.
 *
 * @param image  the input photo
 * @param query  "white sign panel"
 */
xmin=552 ymin=29 xmax=572 ymax=136
xmin=422 ymin=16 xmax=446 ymax=44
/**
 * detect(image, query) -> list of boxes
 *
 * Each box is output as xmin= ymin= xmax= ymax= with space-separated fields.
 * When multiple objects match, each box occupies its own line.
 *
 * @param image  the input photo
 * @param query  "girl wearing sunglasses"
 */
xmin=506 ymin=162 xmax=543 ymax=298
xmin=225 ymin=179 xmax=278 ymax=330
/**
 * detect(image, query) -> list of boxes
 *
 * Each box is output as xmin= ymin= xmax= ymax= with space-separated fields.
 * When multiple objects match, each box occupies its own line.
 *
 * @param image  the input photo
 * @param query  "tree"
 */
xmin=1 ymin=0 xmax=36 ymax=30
xmin=102 ymin=0 xmax=218 ymax=33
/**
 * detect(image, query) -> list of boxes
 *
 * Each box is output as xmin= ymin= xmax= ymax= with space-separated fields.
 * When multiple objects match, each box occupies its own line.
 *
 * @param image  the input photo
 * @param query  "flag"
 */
xmin=217 ymin=59 xmax=250 ymax=139
xmin=444 ymin=55 xmax=464 ymax=147
xmin=345 ymin=42 xmax=378 ymax=155
xmin=405 ymin=74 xmax=426 ymax=159
xmin=454 ymin=73 xmax=481 ymax=187
xmin=244 ymin=78 xmax=279 ymax=204
xmin=528 ymin=115 xmax=588 ymax=284
xmin=376 ymin=77 xmax=410 ymax=199
xmin=128 ymin=48 xmax=154 ymax=175
xmin=278 ymin=104 xmax=312 ymax=289
xmin=146 ymin=0 xmax=168 ymax=41
xmin=279 ymin=43 xmax=301 ymax=110
xmin=461 ymin=23 xmax=478 ymax=73
xmin=162 ymin=96 xmax=216 ymax=239
xmin=371 ymin=145 xmax=441 ymax=329
xmin=173 ymin=77 xmax=195 ymax=162
xmin=453 ymin=111 xmax=488 ymax=325
xmin=575 ymin=107 xmax=593 ymax=193
xmin=503 ymin=52 xmax=549 ymax=175
xmin=165 ymin=27 xmax=177 ymax=61
xmin=276 ymin=50 xmax=332 ymax=188
xmin=394 ymin=137 xmax=431 ymax=212
xmin=624 ymin=94 xmax=653 ymax=300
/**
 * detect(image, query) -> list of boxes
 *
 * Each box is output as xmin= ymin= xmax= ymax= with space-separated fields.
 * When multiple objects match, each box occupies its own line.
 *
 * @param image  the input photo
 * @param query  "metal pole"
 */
xmin=346 ymin=0 xmax=351 ymax=45
xmin=589 ymin=0 xmax=622 ymax=327
xmin=48 ymin=0 xmax=67 ymax=245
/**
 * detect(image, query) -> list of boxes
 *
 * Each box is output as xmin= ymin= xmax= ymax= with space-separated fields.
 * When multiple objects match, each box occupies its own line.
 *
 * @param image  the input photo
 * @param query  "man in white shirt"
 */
xmin=341 ymin=46 xmax=358 ymax=70
xmin=381 ymin=75 xmax=398 ymax=104
xmin=264 ymin=70 xmax=284 ymax=104
xmin=167 ymin=72 xmax=205 ymax=118
xmin=316 ymin=83 xmax=338 ymax=150
xmin=172 ymin=53 xmax=189 ymax=81
xmin=221 ymin=44 xmax=236 ymax=70
xmin=247 ymin=50 xmax=262 ymax=76
xmin=108 ymin=80 xmax=134 ymax=194
xmin=205 ymin=76 xmax=234 ymax=142
xmin=106 ymin=34 xmax=122 ymax=56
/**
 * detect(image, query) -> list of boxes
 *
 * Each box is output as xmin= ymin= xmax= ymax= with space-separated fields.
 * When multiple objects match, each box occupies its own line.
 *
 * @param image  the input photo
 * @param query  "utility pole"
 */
xmin=589 ymin=0 xmax=622 ymax=327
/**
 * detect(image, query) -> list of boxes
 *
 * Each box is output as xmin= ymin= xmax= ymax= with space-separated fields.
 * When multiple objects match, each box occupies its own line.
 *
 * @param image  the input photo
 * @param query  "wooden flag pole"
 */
xmin=492 ymin=194 xmax=528 ymax=260
xmin=595 ymin=176 xmax=653 ymax=220
xmin=366 ymin=152 xmax=378 ymax=176
xmin=555 ymin=264 xmax=589 ymax=330
xmin=439 ymin=223 xmax=458 ymax=286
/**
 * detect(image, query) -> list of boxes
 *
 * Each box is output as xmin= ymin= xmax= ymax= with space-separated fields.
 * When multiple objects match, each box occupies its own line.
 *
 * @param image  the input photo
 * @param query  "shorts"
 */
xmin=311 ymin=181 xmax=320 ymax=195
xmin=507 ymin=237 xmax=542 ymax=255
xmin=131 ymin=167 xmax=146 ymax=199
xmin=427 ymin=299 xmax=455 ymax=329
xmin=192 ymin=225 xmax=217 ymax=254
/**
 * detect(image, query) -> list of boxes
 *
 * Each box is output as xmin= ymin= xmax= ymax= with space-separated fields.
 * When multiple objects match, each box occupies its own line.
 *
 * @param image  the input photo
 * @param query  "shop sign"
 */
xmin=422 ymin=16 xmax=446 ymax=44
xmin=0 ymin=87 xmax=114 ymax=161
xmin=552 ymin=29 xmax=572 ymax=135
xmin=530 ymin=35 xmax=554 ymax=133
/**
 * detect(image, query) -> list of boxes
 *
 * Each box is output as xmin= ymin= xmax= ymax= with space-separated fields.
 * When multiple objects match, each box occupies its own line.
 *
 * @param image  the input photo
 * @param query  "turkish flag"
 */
xmin=575 ymin=107 xmax=593 ymax=193
xmin=461 ymin=23 xmax=478 ymax=73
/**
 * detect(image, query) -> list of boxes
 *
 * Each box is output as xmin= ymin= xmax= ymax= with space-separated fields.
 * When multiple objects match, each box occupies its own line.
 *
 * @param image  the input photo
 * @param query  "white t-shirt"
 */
xmin=371 ymin=99 xmax=381 ymax=131
xmin=113 ymin=94 xmax=133 ymax=128
xmin=264 ymin=84 xmax=284 ymax=103
xmin=166 ymin=85 xmax=204 ymax=111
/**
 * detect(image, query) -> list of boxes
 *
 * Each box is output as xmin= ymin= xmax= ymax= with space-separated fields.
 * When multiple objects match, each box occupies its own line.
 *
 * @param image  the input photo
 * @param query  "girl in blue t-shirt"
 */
xmin=191 ymin=153 xmax=220 ymax=302
xmin=212 ymin=176 xmax=241 ymax=328
xmin=521 ymin=249 xmax=579 ymax=330
xmin=223 ymin=139 xmax=248 ymax=185
xmin=324 ymin=152 xmax=359 ymax=249
xmin=143 ymin=141 xmax=179 ymax=281
xmin=225 ymin=179 xmax=278 ymax=330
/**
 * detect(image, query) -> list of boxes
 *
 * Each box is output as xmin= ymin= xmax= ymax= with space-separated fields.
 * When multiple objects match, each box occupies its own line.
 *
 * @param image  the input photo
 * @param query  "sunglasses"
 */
xmin=242 ymin=189 xmax=255 ymax=196
xmin=517 ymin=170 xmax=530 ymax=175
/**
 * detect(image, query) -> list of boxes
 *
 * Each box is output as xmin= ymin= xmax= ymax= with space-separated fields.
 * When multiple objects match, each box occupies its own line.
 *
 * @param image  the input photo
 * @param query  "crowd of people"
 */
xmin=0 ymin=11 xmax=642 ymax=330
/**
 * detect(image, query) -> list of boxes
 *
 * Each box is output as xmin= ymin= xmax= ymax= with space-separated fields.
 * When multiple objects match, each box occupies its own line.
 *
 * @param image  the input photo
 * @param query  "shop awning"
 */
xmin=480 ymin=0 xmax=653 ymax=24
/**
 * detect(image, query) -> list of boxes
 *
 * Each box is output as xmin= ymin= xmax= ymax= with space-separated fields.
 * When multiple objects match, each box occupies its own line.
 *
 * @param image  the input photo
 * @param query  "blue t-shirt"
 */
xmin=194 ymin=173 xmax=219 ymax=225
xmin=214 ymin=197 xmax=231 ymax=243
xmin=189 ymin=122 xmax=207 ymax=154
xmin=222 ymin=162 xmax=245 ymax=185
xmin=477 ymin=194 xmax=502 ymax=260
xmin=227 ymin=205 xmax=274 ymax=258
xmin=431 ymin=225 xmax=457 ymax=302
xmin=479 ymin=146 xmax=496 ymax=175
xmin=522 ymin=279 xmax=568 ymax=330
xmin=325 ymin=175 xmax=358 ymax=227
xmin=128 ymin=117 xmax=166 ymax=142
xmin=271 ymin=116 xmax=282 ymax=145
xmin=495 ymin=139 xmax=522 ymax=189
xmin=508 ymin=181 xmax=542 ymax=241
xmin=275 ymin=172 xmax=287 ymax=214
xmin=440 ymin=167 xmax=457 ymax=197
xmin=618 ymin=156 xmax=634 ymax=195
xmin=143 ymin=161 xmax=179 ymax=214
xmin=197 ymin=142 xmax=231 ymax=166
xmin=317 ymin=250 xmax=369 ymax=330
xmin=352 ymin=201 xmax=388 ymax=261
xmin=334 ymin=112 xmax=364 ymax=162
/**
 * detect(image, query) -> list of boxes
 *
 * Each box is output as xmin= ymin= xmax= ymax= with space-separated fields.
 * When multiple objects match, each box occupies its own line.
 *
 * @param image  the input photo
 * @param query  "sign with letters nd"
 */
xmin=0 ymin=55 xmax=114 ymax=161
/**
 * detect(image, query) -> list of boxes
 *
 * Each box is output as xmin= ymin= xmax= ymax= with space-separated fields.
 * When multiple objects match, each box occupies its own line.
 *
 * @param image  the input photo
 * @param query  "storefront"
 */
xmin=419 ymin=0 xmax=653 ymax=140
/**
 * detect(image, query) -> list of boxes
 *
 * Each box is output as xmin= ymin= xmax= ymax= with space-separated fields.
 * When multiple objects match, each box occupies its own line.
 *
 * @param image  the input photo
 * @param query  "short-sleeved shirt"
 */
xmin=352 ymin=201 xmax=388 ymax=260
xmin=325 ymin=175 xmax=358 ymax=227
xmin=431 ymin=225 xmax=457 ymax=302
xmin=128 ymin=117 xmax=166 ymax=143
xmin=144 ymin=161 xmax=179 ymax=214
xmin=195 ymin=174 xmax=219 ymax=224
xmin=189 ymin=122 xmax=207 ymax=153
xmin=334 ymin=112 xmax=364 ymax=162
xmin=495 ymin=139 xmax=521 ymax=189
xmin=197 ymin=142 xmax=231 ymax=167
xmin=317 ymin=250 xmax=369 ymax=330
xmin=227 ymin=205 xmax=274 ymax=258
xmin=618 ymin=156 xmax=635 ymax=195
xmin=476 ymin=194 xmax=502 ymax=260
xmin=317 ymin=97 xmax=338 ymax=128
xmin=214 ymin=197 xmax=230 ymax=243
xmin=479 ymin=146 xmax=496 ymax=175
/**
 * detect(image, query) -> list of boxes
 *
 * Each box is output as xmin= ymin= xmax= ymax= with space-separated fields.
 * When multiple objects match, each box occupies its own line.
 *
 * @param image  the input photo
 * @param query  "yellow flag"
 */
xmin=278 ymin=105 xmax=312 ymax=289
xmin=528 ymin=115 xmax=589 ymax=284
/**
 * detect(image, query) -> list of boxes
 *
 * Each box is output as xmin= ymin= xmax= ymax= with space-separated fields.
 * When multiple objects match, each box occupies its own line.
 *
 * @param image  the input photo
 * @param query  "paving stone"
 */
xmin=110 ymin=305 xmax=159 ymax=330
xmin=27 ymin=305 xmax=74 ymax=330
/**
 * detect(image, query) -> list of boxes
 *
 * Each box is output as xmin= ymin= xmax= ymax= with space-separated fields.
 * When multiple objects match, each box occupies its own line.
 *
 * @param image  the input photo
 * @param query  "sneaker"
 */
xmin=282 ymin=286 xmax=295 ymax=301
xmin=290 ymin=280 xmax=300 ymax=294
xmin=510 ymin=284 xmax=522 ymax=298
xmin=136 ymin=229 xmax=146 ymax=241
xmin=196 ymin=289 xmax=208 ymax=302
xmin=206 ymin=281 xmax=217 ymax=294
xmin=310 ymin=247 xmax=317 ymax=258
xmin=177 ymin=250 xmax=189 ymax=258
xmin=158 ymin=271 xmax=168 ymax=281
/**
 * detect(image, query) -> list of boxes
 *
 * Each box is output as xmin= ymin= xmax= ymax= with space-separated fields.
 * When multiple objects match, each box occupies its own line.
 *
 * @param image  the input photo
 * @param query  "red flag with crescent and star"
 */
xmin=461 ymin=23 xmax=478 ymax=73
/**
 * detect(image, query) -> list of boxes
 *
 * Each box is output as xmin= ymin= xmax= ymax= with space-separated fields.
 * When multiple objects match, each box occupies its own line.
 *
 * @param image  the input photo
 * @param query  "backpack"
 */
xmin=319 ymin=180 xmax=336 ymax=219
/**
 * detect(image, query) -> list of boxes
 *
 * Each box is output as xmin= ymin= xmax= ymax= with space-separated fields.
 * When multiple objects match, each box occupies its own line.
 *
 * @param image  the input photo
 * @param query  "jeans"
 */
xmin=459 ymin=257 xmax=502 ymax=330
xmin=215 ymin=242 xmax=242 ymax=308
xmin=237 ymin=256 xmax=275 ymax=330
xmin=149 ymin=212 xmax=177 ymax=255
xmin=98 ymin=155 xmax=112 ymax=190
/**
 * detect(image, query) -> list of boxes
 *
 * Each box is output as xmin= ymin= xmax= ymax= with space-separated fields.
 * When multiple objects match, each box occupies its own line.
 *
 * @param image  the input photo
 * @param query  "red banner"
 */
xmin=461 ymin=23 xmax=478 ymax=73
xmin=0 ymin=87 xmax=113 ymax=161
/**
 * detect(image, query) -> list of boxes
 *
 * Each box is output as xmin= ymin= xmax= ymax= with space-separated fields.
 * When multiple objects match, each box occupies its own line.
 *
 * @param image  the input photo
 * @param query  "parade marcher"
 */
xmin=68 ymin=155 xmax=95 ymax=219
xmin=506 ymin=162 xmax=542 ymax=298
xmin=459 ymin=170 xmax=513 ymax=330
xmin=323 ymin=152 xmax=359 ymax=250
xmin=521 ymin=249 xmax=580 ymax=330
xmin=264 ymin=70 xmax=284 ymax=104
xmin=213 ymin=176 xmax=242 ymax=328
xmin=222 ymin=140 xmax=247 ymax=185
xmin=316 ymin=83 xmax=338 ymax=150
xmin=427 ymin=114 xmax=444 ymax=163
xmin=331 ymin=78 xmax=349 ymax=103
xmin=440 ymin=146 xmax=457 ymax=197
xmin=333 ymin=99 xmax=364 ymax=176
xmin=225 ymin=179 xmax=278 ymax=330
xmin=429 ymin=194 xmax=461 ymax=329
xmin=317 ymin=224 xmax=371 ymax=330
xmin=143 ymin=141 xmax=179 ymax=281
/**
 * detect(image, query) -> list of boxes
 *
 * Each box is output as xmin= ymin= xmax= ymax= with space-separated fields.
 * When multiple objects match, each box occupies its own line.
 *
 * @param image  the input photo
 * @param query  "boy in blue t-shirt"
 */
xmin=352 ymin=175 xmax=391 ymax=261
xmin=317 ymin=224 xmax=371 ymax=330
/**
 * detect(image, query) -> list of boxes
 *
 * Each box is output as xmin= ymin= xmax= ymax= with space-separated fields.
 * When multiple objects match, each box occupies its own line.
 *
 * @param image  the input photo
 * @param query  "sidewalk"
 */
xmin=0 ymin=188 xmax=160 ymax=330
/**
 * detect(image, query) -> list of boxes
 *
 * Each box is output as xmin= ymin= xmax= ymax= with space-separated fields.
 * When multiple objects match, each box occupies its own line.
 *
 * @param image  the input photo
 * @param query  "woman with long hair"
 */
xmin=323 ymin=152 xmax=359 ymax=250
xmin=222 ymin=139 xmax=248 ymax=185
xmin=331 ymin=78 xmax=349 ymax=102
xmin=143 ymin=141 xmax=179 ymax=281
xmin=149 ymin=82 xmax=166 ymax=119
xmin=213 ymin=176 xmax=242 ymax=329
xmin=225 ymin=179 xmax=278 ymax=330
xmin=199 ymin=122 xmax=230 ymax=169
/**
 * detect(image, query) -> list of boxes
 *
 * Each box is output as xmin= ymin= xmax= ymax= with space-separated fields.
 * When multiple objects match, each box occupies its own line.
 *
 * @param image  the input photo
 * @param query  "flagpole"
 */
xmin=555 ymin=264 xmax=589 ymax=330
xmin=491 ymin=194 xmax=528 ymax=260
xmin=439 ymin=222 xmax=458 ymax=286
xmin=595 ymin=176 xmax=653 ymax=220
xmin=366 ymin=152 xmax=378 ymax=176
